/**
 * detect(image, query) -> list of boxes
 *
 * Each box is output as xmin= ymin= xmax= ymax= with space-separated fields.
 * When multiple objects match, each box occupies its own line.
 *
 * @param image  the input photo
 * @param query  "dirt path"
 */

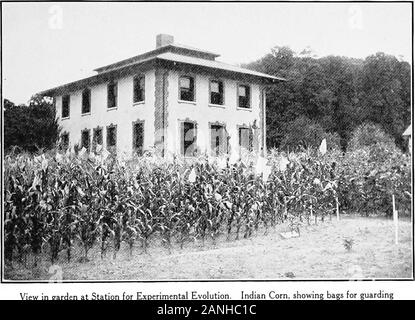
xmin=5 ymin=216 xmax=413 ymax=280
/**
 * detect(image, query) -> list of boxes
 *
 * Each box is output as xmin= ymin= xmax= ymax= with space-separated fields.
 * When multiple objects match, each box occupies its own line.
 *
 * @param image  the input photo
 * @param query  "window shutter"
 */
xmin=141 ymin=77 xmax=145 ymax=101
xmin=220 ymin=126 xmax=226 ymax=154
xmin=241 ymin=128 xmax=248 ymax=150
xmin=210 ymin=126 xmax=216 ymax=156
xmin=252 ymin=127 xmax=258 ymax=153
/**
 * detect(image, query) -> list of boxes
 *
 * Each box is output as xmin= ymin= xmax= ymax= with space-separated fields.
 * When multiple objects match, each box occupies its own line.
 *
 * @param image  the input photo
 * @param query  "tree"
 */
xmin=358 ymin=53 xmax=411 ymax=150
xmin=279 ymin=116 xmax=325 ymax=151
xmin=3 ymin=95 xmax=60 ymax=152
xmin=245 ymin=47 xmax=410 ymax=151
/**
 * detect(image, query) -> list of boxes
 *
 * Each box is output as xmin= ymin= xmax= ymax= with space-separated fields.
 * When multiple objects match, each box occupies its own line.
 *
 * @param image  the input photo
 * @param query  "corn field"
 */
xmin=3 ymin=145 xmax=411 ymax=266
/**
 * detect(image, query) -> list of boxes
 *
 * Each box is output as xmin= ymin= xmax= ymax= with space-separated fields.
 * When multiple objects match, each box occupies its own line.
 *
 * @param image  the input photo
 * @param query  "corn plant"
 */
xmin=3 ymin=145 xmax=410 ymax=267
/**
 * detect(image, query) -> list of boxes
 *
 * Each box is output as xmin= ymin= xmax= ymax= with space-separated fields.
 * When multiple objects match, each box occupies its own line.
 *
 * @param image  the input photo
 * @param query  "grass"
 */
xmin=4 ymin=215 xmax=412 ymax=281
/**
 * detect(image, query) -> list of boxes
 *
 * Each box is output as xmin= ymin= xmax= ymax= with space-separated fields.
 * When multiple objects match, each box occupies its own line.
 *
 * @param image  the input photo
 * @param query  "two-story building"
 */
xmin=40 ymin=34 xmax=284 ymax=159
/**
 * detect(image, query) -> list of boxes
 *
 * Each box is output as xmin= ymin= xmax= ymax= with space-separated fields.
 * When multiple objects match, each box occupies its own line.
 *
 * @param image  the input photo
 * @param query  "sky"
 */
xmin=2 ymin=2 xmax=412 ymax=105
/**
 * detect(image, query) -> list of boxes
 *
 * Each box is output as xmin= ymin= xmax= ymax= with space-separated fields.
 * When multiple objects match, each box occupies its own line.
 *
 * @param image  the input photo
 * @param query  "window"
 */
xmin=181 ymin=121 xmax=197 ymax=156
xmin=133 ymin=75 xmax=145 ymax=103
xmin=81 ymin=129 xmax=91 ymax=152
xmin=62 ymin=95 xmax=70 ymax=118
xmin=133 ymin=121 xmax=144 ymax=155
xmin=179 ymin=76 xmax=195 ymax=102
xmin=82 ymin=89 xmax=91 ymax=114
xmin=239 ymin=127 xmax=253 ymax=153
xmin=210 ymin=124 xmax=227 ymax=156
xmin=107 ymin=82 xmax=118 ymax=109
xmin=106 ymin=125 xmax=117 ymax=152
xmin=93 ymin=127 xmax=103 ymax=150
xmin=60 ymin=133 xmax=69 ymax=151
xmin=210 ymin=80 xmax=224 ymax=105
xmin=238 ymin=85 xmax=251 ymax=109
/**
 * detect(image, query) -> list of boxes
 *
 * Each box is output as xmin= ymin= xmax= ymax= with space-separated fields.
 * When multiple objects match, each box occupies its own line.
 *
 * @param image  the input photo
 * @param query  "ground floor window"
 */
xmin=181 ymin=121 xmax=197 ymax=156
xmin=238 ymin=126 xmax=253 ymax=153
xmin=81 ymin=129 xmax=91 ymax=152
xmin=93 ymin=127 xmax=103 ymax=151
xmin=210 ymin=124 xmax=227 ymax=156
xmin=60 ymin=132 xmax=69 ymax=151
xmin=133 ymin=120 xmax=144 ymax=155
xmin=106 ymin=124 xmax=117 ymax=153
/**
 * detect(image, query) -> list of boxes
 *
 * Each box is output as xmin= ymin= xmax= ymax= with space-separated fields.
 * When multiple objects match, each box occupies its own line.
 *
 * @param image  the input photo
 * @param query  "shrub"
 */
xmin=280 ymin=116 xmax=340 ymax=151
xmin=280 ymin=116 xmax=325 ymax=151
xmin=348 ymin=122 xmax=396 ymax=152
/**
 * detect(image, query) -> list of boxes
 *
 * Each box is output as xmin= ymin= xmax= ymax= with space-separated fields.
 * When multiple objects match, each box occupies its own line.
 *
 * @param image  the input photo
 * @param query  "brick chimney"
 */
xmin=156 ymin=34 xmax=174 ymax=48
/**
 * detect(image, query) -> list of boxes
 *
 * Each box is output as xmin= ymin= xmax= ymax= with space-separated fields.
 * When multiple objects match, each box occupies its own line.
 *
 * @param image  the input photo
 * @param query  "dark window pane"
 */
xmin=60 ymin=133 xmax=69 ymax=151
xmin=215 ymin=136 xmax=220 ymax=156
xmin=107 ymin=82 xmax=117 ymax=108
xmin=210 ymin=80 xmax=223 ymax=105
xmin=93 ymin=128 xmax=103 ymax=149
xmin=238 ymin=85 xmax=250 ymax=108
xmin=182 ymin=122 xmax=196 ymax=156
xmin=133 ymin=122 xmax=144 ymax=155
xmin=210 ymin=124 xmax=226 ymax=156
xmin=107 ymin=126 xmax=117 ymax=148
xmin=239 ymin=127 xmax=253 ymax=152
xmin=133 ymin=76 xmax=145 ymax=103
xmin=81 ymin=130 xmax=90 ymax=151
xmin=82 ymin=89 xmax=91 ymax=114
xmin=62 ymin=95 xmax=70 ymax=118
xmin=97 ymin=129 xmax=102 ymax=145
xmin=179 ymin=76 xmax=194 ymax=101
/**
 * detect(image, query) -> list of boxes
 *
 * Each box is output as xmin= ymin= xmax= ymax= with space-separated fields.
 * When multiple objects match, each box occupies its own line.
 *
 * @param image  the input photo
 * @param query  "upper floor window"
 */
xmin=107 ymin=82 xmax=118 ymax=109
xmin=62 ymin=95 xmax=70 ymax=118
xmin=82 ymin=88 xmax=91 ymax=114
xmin=210 ymin=80 xmax=224 ymax=105
xmin=133 ymin=75 xmax=145 ymax=103
xmin=179 ymin=76 xmax=195 ymax=102
xmin=238 ymin=85 xmax=251 ymax=109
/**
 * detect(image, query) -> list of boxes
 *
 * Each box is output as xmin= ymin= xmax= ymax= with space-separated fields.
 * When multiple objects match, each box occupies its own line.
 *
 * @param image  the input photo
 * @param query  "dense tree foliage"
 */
xmin=3 ymin=95 xmax=60 ymax=153
xmin=246 ymin=48 xmax=411 ymax=151
xmin=348 ymin=122 xmax=397 ymax=152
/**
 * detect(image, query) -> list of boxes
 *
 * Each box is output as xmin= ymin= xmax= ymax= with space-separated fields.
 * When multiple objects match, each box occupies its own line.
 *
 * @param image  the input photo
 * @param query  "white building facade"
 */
xmin=40 ymin=35 xmax=284 ymax=159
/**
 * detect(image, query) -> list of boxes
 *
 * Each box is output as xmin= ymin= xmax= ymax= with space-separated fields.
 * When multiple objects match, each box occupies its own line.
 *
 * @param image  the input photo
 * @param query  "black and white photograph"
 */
xmin=1 ymin=0 xmax=413 ymax=295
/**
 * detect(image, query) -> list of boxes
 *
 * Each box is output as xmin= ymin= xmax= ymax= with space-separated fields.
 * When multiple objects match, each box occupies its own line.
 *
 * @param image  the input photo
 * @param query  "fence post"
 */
xmin=310 ymin=204 xmax=313 ymax=220
xmin=392 ymin=194 xmax=398 ymax=244
xmin=284 ymin=197 xmax=287 ymax=221
xmin=336 ymin=196 xmax=340 ymax=221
